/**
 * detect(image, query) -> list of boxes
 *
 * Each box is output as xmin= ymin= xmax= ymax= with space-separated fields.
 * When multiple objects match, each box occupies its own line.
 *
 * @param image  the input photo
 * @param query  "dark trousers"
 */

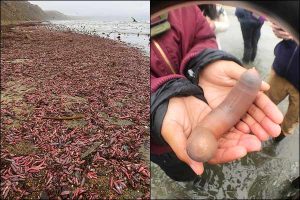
xmin=239 ymin=22 xmax=263 ymax=63
xmin=292 ymin=176 xmax=300 ymax=189
xmin=151 ymin=152 xmax=197 ymax=182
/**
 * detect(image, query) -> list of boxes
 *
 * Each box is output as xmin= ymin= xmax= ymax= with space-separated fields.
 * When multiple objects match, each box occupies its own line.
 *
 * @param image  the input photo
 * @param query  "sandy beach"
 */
xmin=1 ymin=22 xmax=150 ymax=199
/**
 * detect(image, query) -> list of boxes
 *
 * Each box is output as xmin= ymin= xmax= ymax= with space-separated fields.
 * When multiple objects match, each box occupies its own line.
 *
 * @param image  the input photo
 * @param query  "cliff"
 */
xmin=45 ymin=10 xmax=70 ymax=20
xmin=1 ymin=1 xmax=69 ymax=24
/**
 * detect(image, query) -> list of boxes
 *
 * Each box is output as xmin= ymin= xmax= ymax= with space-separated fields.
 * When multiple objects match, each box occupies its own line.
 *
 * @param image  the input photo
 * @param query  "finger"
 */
xmin=255 ymin=92 xmax=284 ymax=124
xmin=277 ymin=29 xmax=290 ymax=36
xmin=169 ymin=134 xmax=204 ymax=175
xmin=248 ymin=104 xmax=281 ymax=137
xmin=218 ymin=133 xmax=261 ymax=152
xmin=235 ymin=121 xmax=251 ymax=134
xmin=162 ymin=122 xmax=204 ymax=175
xmin=271 ymin=22 xmax=280 ymax=29
xmin=261 ymin=81 xmax=270 ymax=91
xmin=238 ymin=133 xmax=262 ymax=152
xmin=222 ymin=131 xmax=241 ymax=140
xmin=221 ymin=128 xmax=262 ymax=151
xmin=208 ymin=146 xmax=247 ymax=164
xmin=242 ymin=113 xmax=270 ymax=141
xmin=224 ymin=65 xmax=269 ymax=91
xmin=276 ymin=33 xmax=290 ymax=40
xmin=218 ymin=138 xmax=238 ymax=149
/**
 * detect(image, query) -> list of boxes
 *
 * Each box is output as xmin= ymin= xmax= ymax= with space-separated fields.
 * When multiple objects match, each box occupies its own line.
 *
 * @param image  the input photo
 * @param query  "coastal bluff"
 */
xmin=1 ymin=1 xmax=69 ymax=25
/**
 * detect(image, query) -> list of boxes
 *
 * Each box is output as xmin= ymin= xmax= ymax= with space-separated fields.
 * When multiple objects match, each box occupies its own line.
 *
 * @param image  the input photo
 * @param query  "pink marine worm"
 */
xmin=186 ymin=68 xmax=262 ymax=162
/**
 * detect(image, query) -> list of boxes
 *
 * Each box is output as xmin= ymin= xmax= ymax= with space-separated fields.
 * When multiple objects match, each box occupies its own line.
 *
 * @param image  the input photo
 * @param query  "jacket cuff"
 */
xmin=184 ymin=48 xmax=242 ymax=84
xmin=151 ymin=78 xmax=207 ymax=146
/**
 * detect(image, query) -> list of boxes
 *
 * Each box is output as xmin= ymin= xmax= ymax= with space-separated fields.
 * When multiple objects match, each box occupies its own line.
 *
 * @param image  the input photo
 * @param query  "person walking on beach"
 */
xmin=266 ymin=23 xmax=299 ymax=142
xmin=198 ymin=4 xmax=229 ymax=49
xmin=150 ymin=5 xmax=283 ymax=181
xmin=235 ymin=8 xmax=265 ymax=64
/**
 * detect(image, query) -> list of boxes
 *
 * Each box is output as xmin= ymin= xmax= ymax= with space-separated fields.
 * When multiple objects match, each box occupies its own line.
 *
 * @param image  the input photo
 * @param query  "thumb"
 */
xmin=224 ymin=64 xmax=270 ymax=91
xmin=184 ymin=153 xmax=205 ymax=175
xmin=162 ymin=121 xmax=204 ymax=175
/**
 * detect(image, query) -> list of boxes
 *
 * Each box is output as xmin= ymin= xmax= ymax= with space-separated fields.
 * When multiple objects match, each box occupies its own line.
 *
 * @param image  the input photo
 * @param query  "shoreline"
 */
xmin=45 ymin=20 xmax=150 ymax=56
xmin=1 ymin=22 xmax=150 ymax=199
xmin=1 ymin=20 xmax=149 ymax=55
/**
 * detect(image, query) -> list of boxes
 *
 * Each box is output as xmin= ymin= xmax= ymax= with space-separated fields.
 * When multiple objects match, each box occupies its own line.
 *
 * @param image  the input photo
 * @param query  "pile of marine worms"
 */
xmin=0 ymin=23 xmax=150 ymax=199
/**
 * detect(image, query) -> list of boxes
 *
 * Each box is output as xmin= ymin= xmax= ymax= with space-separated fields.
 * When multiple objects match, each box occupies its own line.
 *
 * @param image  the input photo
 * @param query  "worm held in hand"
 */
xmin=186 ymin=68 xmax=262 ymax=162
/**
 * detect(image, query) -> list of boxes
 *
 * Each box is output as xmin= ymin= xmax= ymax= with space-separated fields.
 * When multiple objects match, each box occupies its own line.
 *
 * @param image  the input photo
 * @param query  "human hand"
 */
xmin=161 ymin=96 xmax=262 ymax=175
xmin=198 ymin=60 xmax=283 ymax=141
xmin=271 ymin=22 xmax=293 ymax=40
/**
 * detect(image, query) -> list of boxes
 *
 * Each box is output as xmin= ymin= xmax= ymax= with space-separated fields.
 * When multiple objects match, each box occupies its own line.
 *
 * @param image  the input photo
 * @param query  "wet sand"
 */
xmin=1 ymin=22 xmax=150 ymax=199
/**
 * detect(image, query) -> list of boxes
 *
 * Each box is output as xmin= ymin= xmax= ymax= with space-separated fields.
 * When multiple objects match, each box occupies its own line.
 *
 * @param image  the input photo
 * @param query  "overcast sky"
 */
xmin=29 ymin=1 xmax=149 ymax=18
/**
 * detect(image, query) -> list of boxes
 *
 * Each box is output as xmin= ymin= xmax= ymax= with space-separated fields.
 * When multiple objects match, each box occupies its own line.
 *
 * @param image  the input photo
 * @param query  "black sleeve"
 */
xmin=151 ymin=78 xmax=207 ymax=146
xmin=184 ymin=48 xmax=243 ymax=84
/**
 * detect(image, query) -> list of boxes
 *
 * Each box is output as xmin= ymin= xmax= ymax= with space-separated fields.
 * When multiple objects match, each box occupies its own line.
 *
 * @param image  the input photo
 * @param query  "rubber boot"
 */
xmin=292 ymin=176 xmax=300 ymax=189
xmin=274 ymin=132 xmax=286 ymax=143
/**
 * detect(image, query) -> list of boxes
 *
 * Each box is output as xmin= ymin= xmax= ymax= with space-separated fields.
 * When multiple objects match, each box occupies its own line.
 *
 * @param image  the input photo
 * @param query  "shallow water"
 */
xmin=151 ymin=7 xmax=299 ymax=199
xmin=49 ymin=19 xmax=150 ymax=54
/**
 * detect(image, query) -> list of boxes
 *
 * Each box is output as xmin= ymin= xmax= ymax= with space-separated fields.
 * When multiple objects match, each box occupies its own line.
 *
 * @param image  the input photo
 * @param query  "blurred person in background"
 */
xmin=266 ymin=22 xmax=299 ymax=142
xmin=198 ymin=4 xmax=230 ymax=49
xmin=235 ymin=8 xmax=265 ymax=64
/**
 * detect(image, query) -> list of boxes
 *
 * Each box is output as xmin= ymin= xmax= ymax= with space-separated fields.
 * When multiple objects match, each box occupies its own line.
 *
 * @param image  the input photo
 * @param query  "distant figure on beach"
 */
xmin=235 ymin=8 xmax=265 ymax=64
xmin=131 ymin=17 xmax=138 ymax=23
xmin=150 ymin=5 xmax=283 ymax=182
xmin=266 ymin=22 xmax=299 ymax=143
xmin=198 ymin=4 xmax=229 ymax=49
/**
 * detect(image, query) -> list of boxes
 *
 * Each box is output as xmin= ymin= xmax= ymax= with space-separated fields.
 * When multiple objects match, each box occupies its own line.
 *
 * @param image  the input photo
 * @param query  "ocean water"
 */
xmin=49 ymin=19 xmax=150 ymax=54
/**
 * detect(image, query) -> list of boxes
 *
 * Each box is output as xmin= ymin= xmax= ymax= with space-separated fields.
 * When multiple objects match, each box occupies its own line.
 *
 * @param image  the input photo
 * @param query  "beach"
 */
xmin=1 ymin=22 xmax=150 ymax=199
xmin=48 ymin=19 xmax=150 ymax=54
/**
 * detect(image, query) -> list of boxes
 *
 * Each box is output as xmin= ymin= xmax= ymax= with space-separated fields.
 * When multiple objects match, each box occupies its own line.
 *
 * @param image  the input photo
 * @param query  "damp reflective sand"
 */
xmin=151 ymin=7 xmax=299 ymax=199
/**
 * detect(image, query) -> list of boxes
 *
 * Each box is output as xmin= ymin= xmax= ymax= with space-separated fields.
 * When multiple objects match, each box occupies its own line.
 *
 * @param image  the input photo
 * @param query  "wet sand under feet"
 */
xmin=0 ymin=23 xmax=150 ymax=199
